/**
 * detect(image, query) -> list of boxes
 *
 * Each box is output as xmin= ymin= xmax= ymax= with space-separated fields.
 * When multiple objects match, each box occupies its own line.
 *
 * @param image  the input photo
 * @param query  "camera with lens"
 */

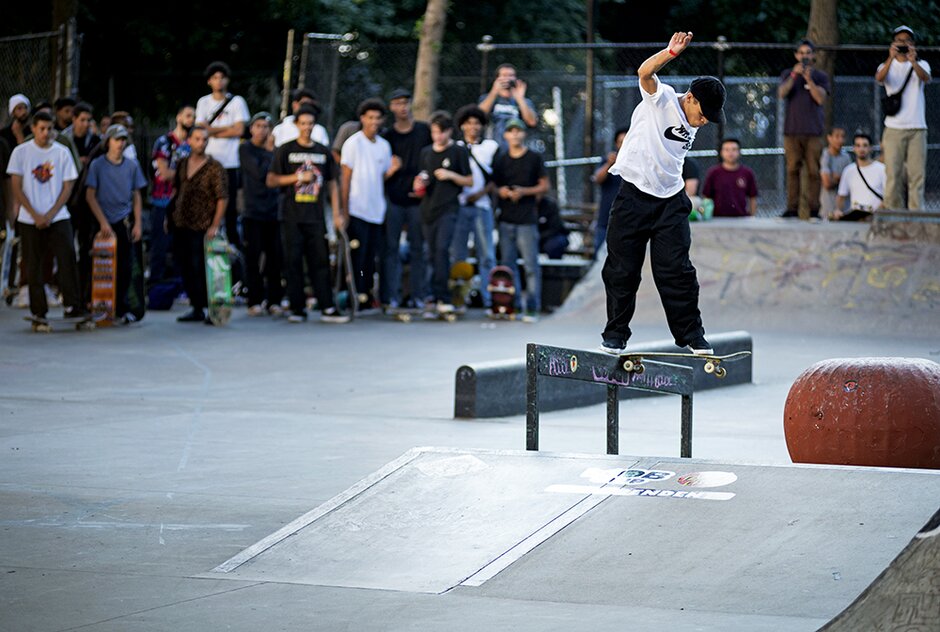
xmin=896 ymin=45 xmax=910 ymax=54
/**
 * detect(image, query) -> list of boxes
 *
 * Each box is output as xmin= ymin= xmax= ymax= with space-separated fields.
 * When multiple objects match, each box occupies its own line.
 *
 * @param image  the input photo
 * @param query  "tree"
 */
xmin=806 ymin=0 xmax=838 ymax=127
xmin=413 ymin=0 xmax=449 ymax=120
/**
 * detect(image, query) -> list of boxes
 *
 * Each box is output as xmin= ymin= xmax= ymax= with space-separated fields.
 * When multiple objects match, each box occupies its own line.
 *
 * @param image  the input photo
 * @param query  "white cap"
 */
xmin=8 ymin=93 xmax=30 ymax=115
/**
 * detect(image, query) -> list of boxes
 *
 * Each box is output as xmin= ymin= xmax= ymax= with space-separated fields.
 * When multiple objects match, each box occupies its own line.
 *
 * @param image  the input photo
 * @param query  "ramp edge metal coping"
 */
xmin=526 ymin=343 xmax=694 ymax=458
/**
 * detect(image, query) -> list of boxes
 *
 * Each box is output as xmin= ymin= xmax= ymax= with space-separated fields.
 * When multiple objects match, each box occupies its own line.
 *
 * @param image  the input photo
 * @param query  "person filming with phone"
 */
xmin=479 ymin=64 xmax=538 ymax=148
xmin=876 ymin=25 xmax=931 ymax=211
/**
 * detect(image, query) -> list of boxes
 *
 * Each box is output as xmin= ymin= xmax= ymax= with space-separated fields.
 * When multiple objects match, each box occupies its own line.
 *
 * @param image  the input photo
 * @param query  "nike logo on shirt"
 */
xmin=663 ymin=126 xmax=691 ymax=143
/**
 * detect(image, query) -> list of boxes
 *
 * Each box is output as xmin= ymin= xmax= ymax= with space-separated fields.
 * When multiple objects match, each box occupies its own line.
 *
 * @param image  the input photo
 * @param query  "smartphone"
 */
xmin=897 ymin=45 xmax=909 ymax=54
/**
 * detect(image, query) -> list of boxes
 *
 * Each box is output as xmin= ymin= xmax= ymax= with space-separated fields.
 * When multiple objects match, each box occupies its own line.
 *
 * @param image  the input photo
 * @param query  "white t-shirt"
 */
xmin=272 ymin=115 xmax=330 ymax=148
xmin=610 ymin=75 xmax=696 ymax=198
xmin=341 ymin=131 xmax=392 ymax=224
xmin=838 ymin=161 xmax=886 ymax=211
xmin=195 ymin=93 xmax=250 ymax=168
xmin=5 ymin=140 xmax=78 ymax=225
xmin=459 ymin=139 xmax=499 ymax=209
xmin=878 ymin=59 xmax=931 ymax=130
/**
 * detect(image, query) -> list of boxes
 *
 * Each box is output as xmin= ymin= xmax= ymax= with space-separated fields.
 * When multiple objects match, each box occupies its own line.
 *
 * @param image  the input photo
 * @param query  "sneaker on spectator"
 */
xmin=247 ymin=304 xmax=265 ymax=317
xmin=268 ymin=304 xmax=283 ymax=317
xmin=287 ymin=312 xmax=307 ymax=323
xmin=686 ymin=335 xmax=714 ymax=355
xmin=598 ymin=338 xmax=627 ymax=355
xmin=521 ymin=312 xmax=539 ymax=323
xmin=14 ymin=286 xmax=29 ymax=308
xmin=45 ymin=285 xmax=62 ymax=307
xmin=436 ymin=302 xmax=455 ymax=313
xmin=122 ymin=313 xmax=138 ymax=324
xmin=320 ymin=307 xmax=350 ymax=323
xmin=177 ymin=308 xmax=205 ymax=322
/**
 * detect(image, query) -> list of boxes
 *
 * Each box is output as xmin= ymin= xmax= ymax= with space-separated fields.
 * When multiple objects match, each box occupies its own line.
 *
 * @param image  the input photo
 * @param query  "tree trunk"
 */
xmin=806 ymin=0 xmax=839 ymax=129
xmin=412 ymin=0 xmax=449 ymax=121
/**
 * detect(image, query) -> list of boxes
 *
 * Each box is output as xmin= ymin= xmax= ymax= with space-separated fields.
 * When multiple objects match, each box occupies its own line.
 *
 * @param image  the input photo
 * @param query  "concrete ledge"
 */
xmin=455 ymin=330 xmax=753 ymax=419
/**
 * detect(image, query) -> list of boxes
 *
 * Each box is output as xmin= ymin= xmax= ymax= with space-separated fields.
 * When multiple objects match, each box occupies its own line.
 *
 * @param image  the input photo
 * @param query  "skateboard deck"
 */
xmin=91 ymin=235 xmax=118 ymax=326
xmin=332 ymin=228 xmax=357 ymax=320
xmin=24 ymin=314 xmax=94 ymax=332
xmin=385 ymin=305 xmax=459 ymax=323
xmin=487 ymin=265 xmax=516 ymax=319
xmin=204 ymin=235 xmax=233 ymax=326
xmin=449 ymin=260 xmax=475 ymax=311
xmin=618 ymin=350 xmax=752 ymax=378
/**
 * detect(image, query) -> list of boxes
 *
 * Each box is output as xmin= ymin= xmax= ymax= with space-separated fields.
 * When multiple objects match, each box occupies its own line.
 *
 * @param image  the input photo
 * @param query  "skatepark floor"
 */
xmin=1 ymin=299 xmax=938 ymax=631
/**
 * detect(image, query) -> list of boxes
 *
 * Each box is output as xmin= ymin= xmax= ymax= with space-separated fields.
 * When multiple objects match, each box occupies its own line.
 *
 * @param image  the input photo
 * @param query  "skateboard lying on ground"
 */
xmin=619 ymin=351 xmax=752 ymax=379
xmin=204 ymin=234 xmax=234 ymax=326
xmin=91 ymin=235 xmax=118 ymax=326
xmin=24 ymin=313 xmax=95 ymax=333
xmin=386 ymin=304 xmax=458 ymax=323
xmin=487 ymin=265 xmax=516 ymax=320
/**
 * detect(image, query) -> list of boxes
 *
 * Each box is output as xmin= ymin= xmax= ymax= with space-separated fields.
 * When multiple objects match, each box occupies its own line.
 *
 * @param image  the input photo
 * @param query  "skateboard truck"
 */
xmin=620 ymin=352 xmax=751 ymax=379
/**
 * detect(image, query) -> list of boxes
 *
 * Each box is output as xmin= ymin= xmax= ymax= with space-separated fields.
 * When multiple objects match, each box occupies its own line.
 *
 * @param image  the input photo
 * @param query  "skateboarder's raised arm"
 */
xmin=637 ymin=32 xmax=693 ymax=95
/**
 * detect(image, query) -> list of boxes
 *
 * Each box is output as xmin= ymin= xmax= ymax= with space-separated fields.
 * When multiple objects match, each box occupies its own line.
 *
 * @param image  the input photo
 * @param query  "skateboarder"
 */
xmin=600 ymin=31 xmax=724 ymax=356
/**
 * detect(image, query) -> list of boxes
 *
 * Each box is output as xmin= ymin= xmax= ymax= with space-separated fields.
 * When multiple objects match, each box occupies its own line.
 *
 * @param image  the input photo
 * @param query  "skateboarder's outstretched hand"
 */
xmin=668 ymin=31 xmax=693 ymax=56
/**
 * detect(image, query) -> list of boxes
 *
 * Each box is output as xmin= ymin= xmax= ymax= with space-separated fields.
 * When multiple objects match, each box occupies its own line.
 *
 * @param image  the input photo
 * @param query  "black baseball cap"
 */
xmin=689 ymin=76 xmax=726 ymax=124
xmin=387 ymin=88 xmax=412 ymax=102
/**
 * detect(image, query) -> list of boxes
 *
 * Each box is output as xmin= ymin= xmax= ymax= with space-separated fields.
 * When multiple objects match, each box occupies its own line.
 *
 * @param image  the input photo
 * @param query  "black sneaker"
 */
xmin=598 ymin=338 xmax=627 ymax=355
xmin=780 ymin=210 xmax=799 ymax=218
xmin=686 ymin=335 xmax=714 ymax=356
xmin=177 ymin=309 xmax=205 ymax=322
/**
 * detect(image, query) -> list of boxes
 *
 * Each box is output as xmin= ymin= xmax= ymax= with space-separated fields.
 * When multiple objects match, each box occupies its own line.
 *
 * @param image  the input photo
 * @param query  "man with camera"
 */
xmin=479 ymin=64 xmax=538 ymax=148
xmin=876 ymin=25 xmax=931 ymax=211
xmin=778 ymin=39 xmax=829 ymax=219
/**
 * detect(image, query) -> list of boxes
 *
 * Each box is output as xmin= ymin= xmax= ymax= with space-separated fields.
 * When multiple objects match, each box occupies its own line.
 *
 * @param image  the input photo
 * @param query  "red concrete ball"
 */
xmin=784 ymin=358 xmax=940 ymax=469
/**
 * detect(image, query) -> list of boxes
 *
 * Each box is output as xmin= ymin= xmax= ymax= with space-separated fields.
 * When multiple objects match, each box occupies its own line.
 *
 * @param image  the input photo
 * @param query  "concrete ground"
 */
xmin=1 ymin=256 xmax=939 ymax=630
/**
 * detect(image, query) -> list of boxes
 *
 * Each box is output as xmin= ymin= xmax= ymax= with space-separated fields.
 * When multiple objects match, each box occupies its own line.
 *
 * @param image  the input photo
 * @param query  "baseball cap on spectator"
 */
xmin=250 ymin=111 xmax=272 ymax=125
xmin=893 ymin=25 xmax=915 ymax=40
xmin=204 ymin=61 xmax=232 ymax=79
xmin=689 ymin=76 xmax=726 ymax=124
xmin=8 ymin=93 xmax=30 ymax=115
xmin=388 ymin=88 xmax=412 ymax=102
xmin=504 ymin=118 xmax=526 ymax=131
xmin=104 ymin=124 xmax=129 ymax=141
xmin=54 ymin=97 xmax=76 ymax=111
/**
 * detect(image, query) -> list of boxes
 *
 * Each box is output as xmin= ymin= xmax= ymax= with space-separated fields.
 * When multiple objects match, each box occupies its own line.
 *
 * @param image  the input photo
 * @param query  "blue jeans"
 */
xmin=384 ymin=202 xmax=427 ymax=304
xmin=451 ymin=204 xmax=495 ymax=305
xmin=498 ymin=222 xmax=541 ymax=313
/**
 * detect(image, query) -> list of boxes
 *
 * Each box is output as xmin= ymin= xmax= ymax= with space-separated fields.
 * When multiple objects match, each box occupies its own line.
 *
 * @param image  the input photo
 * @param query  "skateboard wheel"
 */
xmin=714 ymin=366 xmax=727 ymax=379
xmin=623 ymin=359 xmax=635 ymax=372
xmin=634 ymin=363 xmax=645 ymax=375
xmin=349 ymin=239 xmax=360 ymax=249
xmin=445 ymin=314 xmax=456 ymax=322
xmin=399 ymin=314 xmax=411 ymax=323
xmin=704 ymin=361 xmax=715 ymax=374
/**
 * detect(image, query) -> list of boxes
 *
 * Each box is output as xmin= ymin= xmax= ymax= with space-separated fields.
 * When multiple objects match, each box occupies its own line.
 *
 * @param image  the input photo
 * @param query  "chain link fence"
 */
xmin=294 ymin=36 xmax=940 ymax=217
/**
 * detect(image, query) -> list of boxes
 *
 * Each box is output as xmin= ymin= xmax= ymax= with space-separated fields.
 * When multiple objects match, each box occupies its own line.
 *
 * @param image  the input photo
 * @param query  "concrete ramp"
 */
xmin=210 ymin=448 xmax=940 ymax=629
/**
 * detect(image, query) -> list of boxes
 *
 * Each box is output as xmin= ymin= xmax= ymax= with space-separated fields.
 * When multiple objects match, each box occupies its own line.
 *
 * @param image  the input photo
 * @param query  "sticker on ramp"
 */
xmin=579 ymin=467 xmax=675 ymax=486
xmin=544 ymin=484 xmax=734 ymax=501
xmin=676 ymin=471 xmax=738 ymax=488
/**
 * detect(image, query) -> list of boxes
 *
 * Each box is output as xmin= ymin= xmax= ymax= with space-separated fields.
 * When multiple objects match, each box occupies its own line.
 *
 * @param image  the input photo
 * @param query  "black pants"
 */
xmin=18 ymin=220 xmax=82 ymax=317
xmin=283 ymin=220 xmax=334 ymax=315
xmin=223 ymin=168 xmax=242 ymax=250
xmin=422 ymin=209 xmax=458 ymax=302
xmin=109 ymin=218 xmax=132 ymax=317
xmin=72 ymin=206 xmax=96 ymax=307
xmin=175 ymin=227 xmax=208 ymax=311
xmin=347 ymin=215 xmax=382 ymax=303
xmin=601 ymin=180 xmax=704 ymax=346
xmin=243 ymin=217 xmax=283 ymax=308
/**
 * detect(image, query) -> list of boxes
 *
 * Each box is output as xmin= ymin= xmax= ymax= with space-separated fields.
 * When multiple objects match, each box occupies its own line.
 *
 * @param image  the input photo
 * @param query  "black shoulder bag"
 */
xmin=882 ymin=67 xmax=914 ymax=117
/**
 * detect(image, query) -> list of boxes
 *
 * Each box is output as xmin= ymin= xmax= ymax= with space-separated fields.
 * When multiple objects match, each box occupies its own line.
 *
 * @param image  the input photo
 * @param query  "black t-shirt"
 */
xmin=239 ymin=142 xmax=279 ymax=221
xmin=73 ymin=132 xmax=100 ymax=160
xmin=418 ymin=142 xmax=470 ymax=223
xmin=682 ymin=157 xmax=701 ymax=195
xmin=383 ymin=121 xmax=432 ymax=206
xmin=270 ymin=139 xmax=336 ymax=224
xmin=492 ymin=149 xmax=547 ymax=225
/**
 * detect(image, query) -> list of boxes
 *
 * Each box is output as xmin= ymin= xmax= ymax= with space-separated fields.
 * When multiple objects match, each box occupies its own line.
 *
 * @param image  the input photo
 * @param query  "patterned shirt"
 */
xmin=172 ymin=156 xmax=227 ymax=232
xmin=151 ymin=131 xmax=191 ymax=205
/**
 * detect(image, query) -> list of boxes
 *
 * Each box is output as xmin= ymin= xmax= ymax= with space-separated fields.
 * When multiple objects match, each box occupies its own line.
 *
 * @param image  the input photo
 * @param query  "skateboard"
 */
xmin=618 ymin=351 xmax=752 ymax=379
xmin=91 ymin=235 xmax=118 ymax=326
xmin=487 ymin=265 xmax=516 ymax=319
xmin=204 ymin=234 xmax=234 ymax=326
xmin=125 ymin=224 xmax=146 ymax=322
xmin=449 ymin=260 xmax=475 ymax=312
xmin=385 ymin=304 xmax=459 ymax=323
xmin=24 ymin=313 xmax=95 ymax=332
xmin=332 ymin=227 xmax=358 ymax=320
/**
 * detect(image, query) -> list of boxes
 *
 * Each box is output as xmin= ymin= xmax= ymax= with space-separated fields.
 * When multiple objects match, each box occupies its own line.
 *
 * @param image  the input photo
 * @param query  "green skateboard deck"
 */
xmin=204 ymin=234 xmax=233 ymax=326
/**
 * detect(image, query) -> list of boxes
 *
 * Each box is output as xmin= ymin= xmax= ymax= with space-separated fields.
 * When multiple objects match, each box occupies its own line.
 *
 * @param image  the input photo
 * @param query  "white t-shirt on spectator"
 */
xmin=610 ymin=75 xmax=696 ymax=198
xmin=195 ymin=93 xmax=250 ymax=168
xmin=272 ymin=115 xmax=330 ymax=148
xmin=459 ymin=139 xmax=499 ymax=209
xmin=878 ymin=59 xmax=931 ymax=130
xmin=341 ymin=131 xmax=392 ymax=224
xmin=838 ymin=161 xmax=886 ymax=210
xmin=5 ymin=139 xmax=78 ymax=224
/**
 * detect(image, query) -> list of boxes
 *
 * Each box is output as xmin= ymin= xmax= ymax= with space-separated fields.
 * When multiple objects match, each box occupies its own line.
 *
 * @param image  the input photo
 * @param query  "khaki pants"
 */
xmin=784 ymin=135 xmax=823 ymax=216
xmin=882 ymin=127 xmax=927 ymax=210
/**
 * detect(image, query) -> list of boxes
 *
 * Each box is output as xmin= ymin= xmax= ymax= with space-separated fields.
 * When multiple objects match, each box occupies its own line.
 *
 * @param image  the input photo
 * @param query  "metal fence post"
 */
xmin=526 ymin=343 xmax=539 ymax=451
xmin=478 ymin=35 xmax=493 ymax=97
xmin=606 ymin=384 xmax=619 ymax=455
